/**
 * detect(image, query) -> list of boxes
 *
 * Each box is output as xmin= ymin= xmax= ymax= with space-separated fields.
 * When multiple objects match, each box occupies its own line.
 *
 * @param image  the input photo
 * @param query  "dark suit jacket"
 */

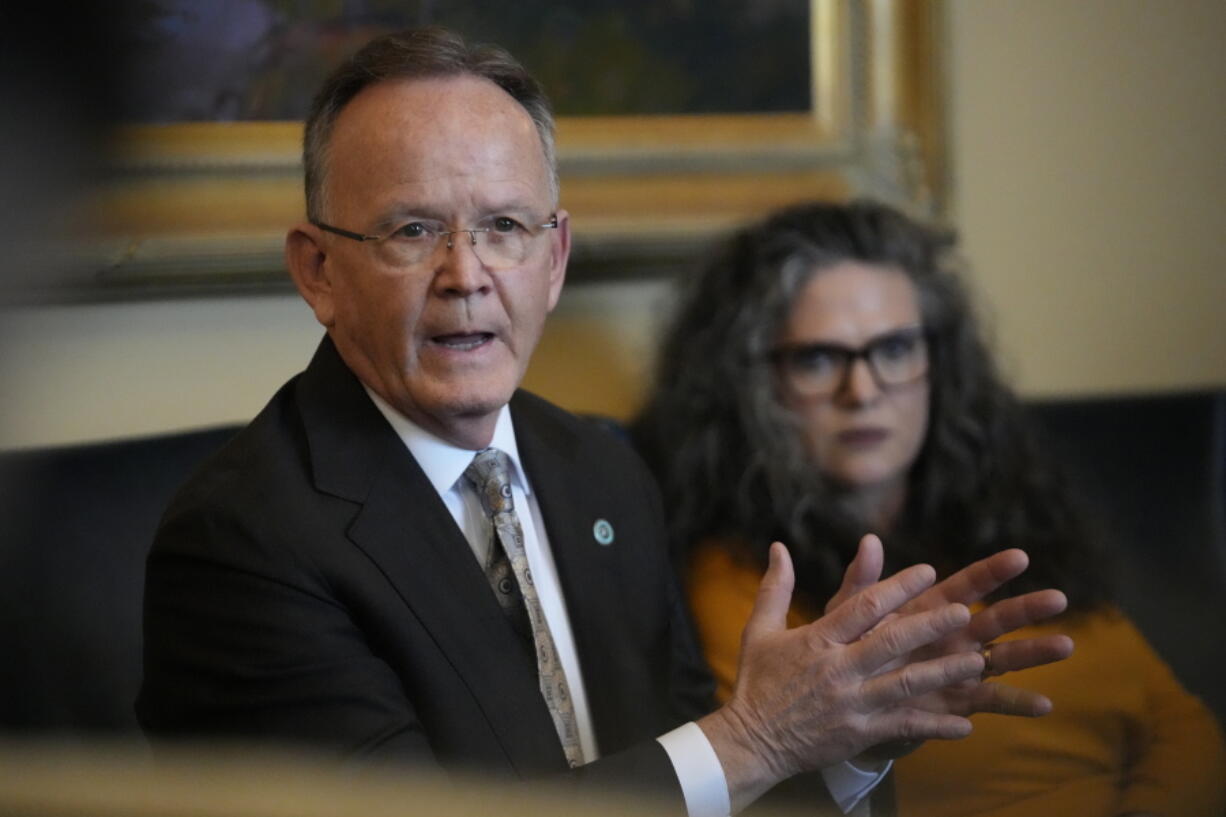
xmin=137 ymin=337 xmax=714 ymax=804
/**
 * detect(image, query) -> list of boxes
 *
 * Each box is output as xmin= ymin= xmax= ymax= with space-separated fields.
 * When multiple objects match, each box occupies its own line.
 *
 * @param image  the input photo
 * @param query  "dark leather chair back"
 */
xmin=2 ymin=391 xmax=1223 ymax=736
xmin=0 ymin=426 xmax=239 ymax=736
xmin=1027 ymin=390 xmax=1226 ymax=722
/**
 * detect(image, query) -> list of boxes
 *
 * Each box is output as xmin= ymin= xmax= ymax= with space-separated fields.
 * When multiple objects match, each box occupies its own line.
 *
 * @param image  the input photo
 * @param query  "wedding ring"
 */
xmin=980 ymin=643 xmax=997 ymax=680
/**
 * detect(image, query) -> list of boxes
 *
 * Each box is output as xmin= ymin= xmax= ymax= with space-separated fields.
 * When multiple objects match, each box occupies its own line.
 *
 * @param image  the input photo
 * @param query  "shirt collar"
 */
xmin=363 ymin=386 xmax=530 ymax=498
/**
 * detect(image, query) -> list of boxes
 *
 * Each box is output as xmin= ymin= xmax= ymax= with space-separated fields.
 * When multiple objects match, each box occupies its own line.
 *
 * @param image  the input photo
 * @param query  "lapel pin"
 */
xmin=592 ymin=518 xmax=614 ymax=546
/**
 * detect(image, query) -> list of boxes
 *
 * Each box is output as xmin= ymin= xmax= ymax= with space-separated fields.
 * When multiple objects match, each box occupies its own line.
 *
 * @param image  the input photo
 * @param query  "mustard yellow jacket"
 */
xmin=688 ymin=542 xmax=1226 ymax=817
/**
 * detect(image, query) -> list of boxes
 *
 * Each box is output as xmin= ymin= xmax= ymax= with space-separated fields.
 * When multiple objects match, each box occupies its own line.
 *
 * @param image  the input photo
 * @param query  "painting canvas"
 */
xmin=37 ymin=0 xmax=943 ymax=302
xmin=119 ymin=0 xmax=812 ymax=122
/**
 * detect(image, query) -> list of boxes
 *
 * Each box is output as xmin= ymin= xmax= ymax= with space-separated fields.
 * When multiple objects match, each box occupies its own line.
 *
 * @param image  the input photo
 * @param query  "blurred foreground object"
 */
xmin=0 ymin=4 xmax=127 ymax=303
xmin=0 ymin=741 xmax=688 ymax=817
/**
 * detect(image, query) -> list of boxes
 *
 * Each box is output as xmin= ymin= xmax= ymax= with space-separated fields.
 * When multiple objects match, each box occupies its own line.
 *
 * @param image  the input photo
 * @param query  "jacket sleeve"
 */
xmin=137 ymin=500 xmax=442 ymax=763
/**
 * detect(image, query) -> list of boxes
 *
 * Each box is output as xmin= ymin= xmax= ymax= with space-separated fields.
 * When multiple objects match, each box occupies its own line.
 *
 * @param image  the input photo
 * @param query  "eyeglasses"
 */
xmin=771 ymin=326 xmax=929 ymax=397
xmin=312 ymin=213 xmax=559 ymax=270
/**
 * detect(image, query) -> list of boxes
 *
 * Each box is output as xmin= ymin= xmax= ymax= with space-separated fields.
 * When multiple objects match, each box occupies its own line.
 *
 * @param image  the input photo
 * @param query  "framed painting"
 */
xmin=49 ymin=0 xmax=944 ymax=301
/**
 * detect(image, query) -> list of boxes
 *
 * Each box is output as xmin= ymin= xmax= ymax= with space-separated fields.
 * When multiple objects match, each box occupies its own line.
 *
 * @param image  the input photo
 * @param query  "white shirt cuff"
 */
xmin=657 ymin=722 xmax=888 ymax=817
xmin=821 ymin=758 xmax=891 ymax=814
xmin=656 ymin=722 xmax=731 ymax=817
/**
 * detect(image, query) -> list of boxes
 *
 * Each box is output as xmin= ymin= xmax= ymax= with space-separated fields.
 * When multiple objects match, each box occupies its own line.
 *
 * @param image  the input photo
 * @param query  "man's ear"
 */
xmin=545 ymin=209 xmax=571 ymax=312
xmin=285 ymin=224 xmax=336 ymax=327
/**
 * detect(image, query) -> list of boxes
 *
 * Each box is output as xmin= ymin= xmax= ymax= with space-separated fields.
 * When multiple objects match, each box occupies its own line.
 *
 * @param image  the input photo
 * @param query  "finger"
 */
xmin=824 ymin=533 xmax=885 ymax=615
xmin=742 ymin=542 xmax=795 ymax=642
xmin=906 ymin=549 xmax=1030 ymax=613
xmin=981 ymin=634 xmax=1074 ymax=677
xmin=860 ymin=648 xmax=984 ymax=710
xmin=866 ymin=707 xmax=973 ymax=745
xmin=967 ymin=589 xmax=1068 ymax=644
xmin=965 ymin=681 xmax=1054 ymax=718
xmin=819 ymin=563 xmax=937 ymax=644
xmin=850 ymin=602 xmax=972 ymax=675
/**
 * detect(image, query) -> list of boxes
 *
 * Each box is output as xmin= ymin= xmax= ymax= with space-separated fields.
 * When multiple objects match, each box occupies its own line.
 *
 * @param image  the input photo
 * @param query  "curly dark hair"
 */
xmin=633 ymin=200 xmax=1111 ymax=611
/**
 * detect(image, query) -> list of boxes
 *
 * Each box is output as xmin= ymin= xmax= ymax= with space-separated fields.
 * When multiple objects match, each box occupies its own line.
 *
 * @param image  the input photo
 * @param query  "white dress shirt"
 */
xmin=365 ymin=390 xmax=883 ymax=816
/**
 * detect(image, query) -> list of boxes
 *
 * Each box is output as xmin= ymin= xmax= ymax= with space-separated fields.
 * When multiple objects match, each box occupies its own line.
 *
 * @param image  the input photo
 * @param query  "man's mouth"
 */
xmin=432 ymin=332 xmax=494 ymax=351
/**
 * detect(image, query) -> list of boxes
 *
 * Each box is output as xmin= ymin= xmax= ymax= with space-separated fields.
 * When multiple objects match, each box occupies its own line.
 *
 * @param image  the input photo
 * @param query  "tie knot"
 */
xmin=463 ymin=448 xmax=515 ymax=516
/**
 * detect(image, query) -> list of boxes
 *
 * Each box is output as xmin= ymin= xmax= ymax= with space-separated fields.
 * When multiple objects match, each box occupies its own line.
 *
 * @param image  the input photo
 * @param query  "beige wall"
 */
xmin=2 ymin=0 xmax=1223 ymax=449
xmin=0 ymin=280 xmax=672 ymax=449
xmin=947 ymin=0 xmax=1226 ymax=396
xmin=0 ymin=294 xmax=321 ymax=447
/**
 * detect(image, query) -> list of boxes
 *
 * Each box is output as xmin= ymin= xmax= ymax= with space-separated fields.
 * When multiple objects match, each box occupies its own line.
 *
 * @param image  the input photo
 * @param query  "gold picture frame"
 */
xmin=66 ymin=0 xmax=943 ymax=301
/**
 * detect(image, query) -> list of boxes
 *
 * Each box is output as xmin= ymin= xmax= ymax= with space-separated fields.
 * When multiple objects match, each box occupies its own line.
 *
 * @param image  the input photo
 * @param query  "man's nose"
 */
xmin=433 ymin=231 xmax=491 ymax=297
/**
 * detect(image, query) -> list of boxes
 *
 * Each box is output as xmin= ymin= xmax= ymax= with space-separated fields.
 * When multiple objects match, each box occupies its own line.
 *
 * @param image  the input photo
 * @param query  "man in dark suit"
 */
xmin=138 ymin=27 xmax=1073 ymax=815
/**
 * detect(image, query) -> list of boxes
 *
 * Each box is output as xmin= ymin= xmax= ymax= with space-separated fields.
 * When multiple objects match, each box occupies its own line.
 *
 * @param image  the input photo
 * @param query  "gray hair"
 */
xmin=303 ymin=26 xmax=558 ymax=222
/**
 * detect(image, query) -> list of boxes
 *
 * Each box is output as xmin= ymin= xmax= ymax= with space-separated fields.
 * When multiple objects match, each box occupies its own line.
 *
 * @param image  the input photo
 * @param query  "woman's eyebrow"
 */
xmin=869 ymin=324 xmax=924 ymax=341
xmin=789 ymin=325 xmax=924 ymax=349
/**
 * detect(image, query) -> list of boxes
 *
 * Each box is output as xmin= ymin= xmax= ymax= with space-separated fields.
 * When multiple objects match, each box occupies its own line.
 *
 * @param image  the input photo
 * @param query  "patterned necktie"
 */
xmin=463 ymin=448 xmax=585 ymax=768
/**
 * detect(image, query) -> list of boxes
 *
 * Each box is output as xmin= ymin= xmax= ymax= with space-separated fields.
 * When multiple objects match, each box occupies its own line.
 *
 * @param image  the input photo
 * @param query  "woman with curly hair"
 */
xmin=633 ymin=200 xmax=1225 ymax=817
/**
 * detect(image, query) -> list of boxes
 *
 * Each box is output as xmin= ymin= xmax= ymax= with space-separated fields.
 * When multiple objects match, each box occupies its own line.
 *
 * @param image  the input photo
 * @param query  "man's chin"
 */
xmin=413 ymin=385 xmax=518 ymax=447
xmin=449 ymin=396 xmax=511 ymax=422
xmin=439 ymin=377 xmax=517 ymax=414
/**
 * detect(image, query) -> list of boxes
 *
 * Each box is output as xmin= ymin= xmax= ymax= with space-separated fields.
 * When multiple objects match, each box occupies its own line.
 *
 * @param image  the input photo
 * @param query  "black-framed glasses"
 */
xmin=312 ymin=213 xmax=559 ymax=271
xmin=771 ymin=325 xmax=929 ymax=397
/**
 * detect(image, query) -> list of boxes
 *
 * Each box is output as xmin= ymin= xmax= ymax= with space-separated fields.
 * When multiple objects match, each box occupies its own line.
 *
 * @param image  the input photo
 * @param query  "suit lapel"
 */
xmin=295 ymin=338 xmax=567 ymax=775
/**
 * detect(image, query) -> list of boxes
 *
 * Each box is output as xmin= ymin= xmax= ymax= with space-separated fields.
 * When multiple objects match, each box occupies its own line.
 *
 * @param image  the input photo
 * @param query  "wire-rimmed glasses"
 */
xmin=312 ymin=213 xmax=559 ymax=271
